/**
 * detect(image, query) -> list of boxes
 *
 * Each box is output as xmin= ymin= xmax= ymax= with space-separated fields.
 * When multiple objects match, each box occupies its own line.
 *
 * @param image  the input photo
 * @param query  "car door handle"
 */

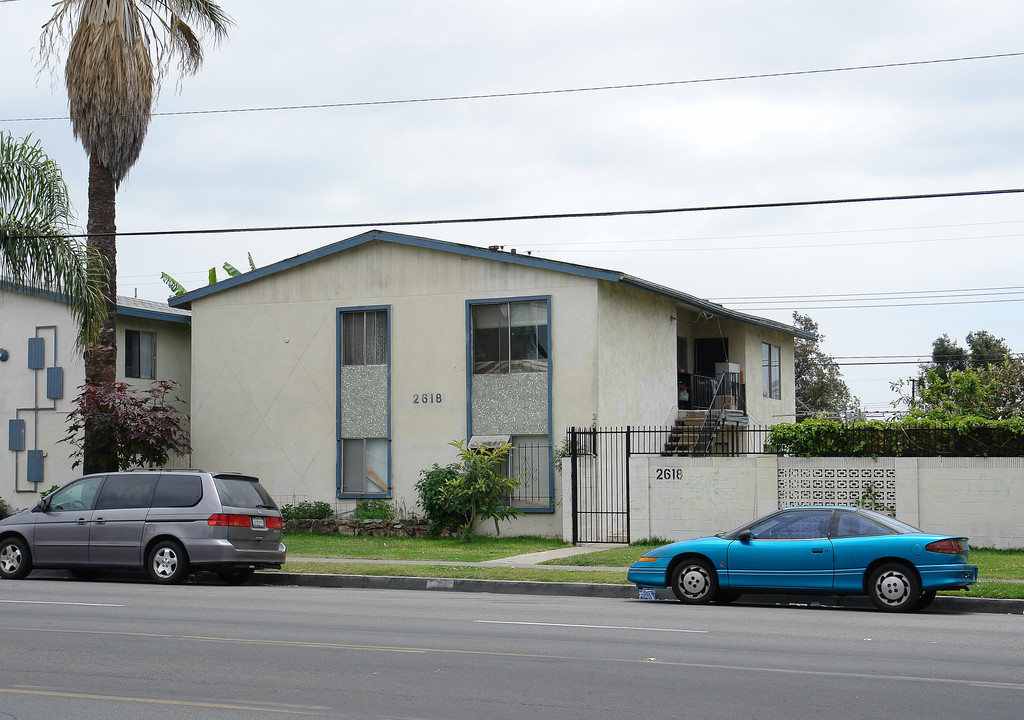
xmin=93 ymin=517 xmax=106 ymax=525
xmin=812 ymin=547 xmax=827 ymax=553
xmin=76 ymin=518 xmax=89 ymax=525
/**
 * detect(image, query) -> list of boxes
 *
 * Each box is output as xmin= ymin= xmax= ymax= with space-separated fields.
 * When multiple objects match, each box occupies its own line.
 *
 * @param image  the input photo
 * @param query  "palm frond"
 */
xmin=1 ymin=132 xmax=106 ymax=349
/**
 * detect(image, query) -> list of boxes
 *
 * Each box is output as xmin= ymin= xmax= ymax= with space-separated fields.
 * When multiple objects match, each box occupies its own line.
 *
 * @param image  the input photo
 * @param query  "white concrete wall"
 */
xmin=627 ymin=455 xmax=1024 ymax=548
xmin=0 ymin=290 xmax=85 ymax=506
xmin=1 ymin=290 xmax=191 ymax=507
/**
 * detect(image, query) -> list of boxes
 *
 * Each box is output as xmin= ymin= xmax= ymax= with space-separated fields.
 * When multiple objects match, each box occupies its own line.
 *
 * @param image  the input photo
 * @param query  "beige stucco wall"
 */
xmin=596 ymin=282 xmax=677 ymax=428
xmin=186 ymin=240 xmax=604 ymax=537
xmin=117 ymin=314 xmax=192 ymax=457
xmin=740 ymin=325 xmax=797 ymax=426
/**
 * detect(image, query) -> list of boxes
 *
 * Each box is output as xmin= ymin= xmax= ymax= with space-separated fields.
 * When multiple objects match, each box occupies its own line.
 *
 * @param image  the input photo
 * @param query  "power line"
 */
xmin=730 ymin=296 xmax=1024 ymax=310
xmin=714 ymin=285 xmax=1024 ymax=301
xmin=34 ymin=187 xmax=1024 ymax=240
xmin=5 ymin=51 xmax=1024 ymax=123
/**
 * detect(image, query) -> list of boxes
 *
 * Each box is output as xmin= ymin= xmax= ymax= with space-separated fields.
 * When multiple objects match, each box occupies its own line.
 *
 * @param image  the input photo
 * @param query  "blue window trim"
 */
xmin=465 ymin=295 xmax=554 ymax=513
xmin=336 ymin=305 xmax=392 ymax=499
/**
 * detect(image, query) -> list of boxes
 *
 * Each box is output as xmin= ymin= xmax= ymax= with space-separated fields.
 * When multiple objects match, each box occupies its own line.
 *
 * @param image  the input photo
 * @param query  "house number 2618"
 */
xmin=413 ymin=393 xmax=443 ymax=405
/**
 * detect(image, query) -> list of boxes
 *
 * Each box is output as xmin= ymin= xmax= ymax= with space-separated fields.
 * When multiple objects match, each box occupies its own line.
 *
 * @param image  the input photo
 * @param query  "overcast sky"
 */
xmin=3 ymin=1 xmax=1024 ymax=416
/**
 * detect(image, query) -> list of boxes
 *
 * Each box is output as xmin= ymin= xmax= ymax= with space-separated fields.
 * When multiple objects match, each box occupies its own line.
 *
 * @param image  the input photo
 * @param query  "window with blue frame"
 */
xmin=472 ymin=300 xmax=548 ymax=374
xmin=341 ymin=438 xmax=389 ymax=495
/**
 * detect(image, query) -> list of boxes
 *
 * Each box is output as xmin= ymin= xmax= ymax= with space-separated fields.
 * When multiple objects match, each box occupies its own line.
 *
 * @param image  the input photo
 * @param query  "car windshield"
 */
xmin=213 ymin=476 xmax=277 ymax=510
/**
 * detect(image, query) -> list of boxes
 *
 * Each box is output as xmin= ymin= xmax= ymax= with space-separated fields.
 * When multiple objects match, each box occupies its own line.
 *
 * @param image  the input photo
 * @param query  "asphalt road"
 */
xmin=1 ymin=577 xmax=1022 ymax=720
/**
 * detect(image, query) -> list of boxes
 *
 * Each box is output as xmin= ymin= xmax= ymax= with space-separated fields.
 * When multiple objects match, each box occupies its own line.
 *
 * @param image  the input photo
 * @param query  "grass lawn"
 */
xmin=280 ymin=533 xmax=1024 ymax=598
xmin=283 ymin=532 xmax=569 ymax=562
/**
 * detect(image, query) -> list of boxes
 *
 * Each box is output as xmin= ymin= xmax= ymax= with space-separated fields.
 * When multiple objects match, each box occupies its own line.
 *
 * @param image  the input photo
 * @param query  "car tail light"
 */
xmin=266 ymin=516 xmax=283 ymax=529
xmin=925 ymin=538 xmax=966 ymax=555
xmin=208 ymin=514 xmax=251 ymax=527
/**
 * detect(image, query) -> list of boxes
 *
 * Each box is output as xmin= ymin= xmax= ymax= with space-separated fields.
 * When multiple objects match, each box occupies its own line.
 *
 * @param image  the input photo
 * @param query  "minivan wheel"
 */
xmin=0 ymin=537 xmax=32 ymax=580
xmin=147 ymin=540 xmax=189 ymax=584
xmin=217 ymin=568 xmax=256 ymax=585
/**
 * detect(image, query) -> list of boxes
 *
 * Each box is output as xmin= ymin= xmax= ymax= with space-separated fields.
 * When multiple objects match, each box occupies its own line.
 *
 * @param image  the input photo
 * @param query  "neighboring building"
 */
xmin=170 ymin=230 xmax=811 ymax=537
xmin=1 ymin=283 xmax=191 ymax=506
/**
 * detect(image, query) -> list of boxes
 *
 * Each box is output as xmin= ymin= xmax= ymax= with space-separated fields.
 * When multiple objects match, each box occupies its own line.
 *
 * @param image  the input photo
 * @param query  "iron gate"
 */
xmin=569 ymin=426 xmax=630 ymax=544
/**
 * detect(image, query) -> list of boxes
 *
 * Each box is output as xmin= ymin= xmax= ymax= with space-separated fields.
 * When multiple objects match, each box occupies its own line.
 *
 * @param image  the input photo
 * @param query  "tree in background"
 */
xmin=792 ymin=312 xmax=857 ymax=420
xmin=40 ymin=1 xmax=232 ymax=472
xmin=1 ymin=132 xmax=105 ymax=349
xmin=922 ymin=331 xmax=1011 ymax=382
xmin=897 ymin=331 xmax=1020 ymax=419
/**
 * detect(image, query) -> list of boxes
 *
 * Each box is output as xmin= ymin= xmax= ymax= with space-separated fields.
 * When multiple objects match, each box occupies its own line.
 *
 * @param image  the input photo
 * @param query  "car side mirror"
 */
xmin=738 ymin=530 xmax=753 ymax=542
xmin=32 ymin=499 xmax=46 ymax=513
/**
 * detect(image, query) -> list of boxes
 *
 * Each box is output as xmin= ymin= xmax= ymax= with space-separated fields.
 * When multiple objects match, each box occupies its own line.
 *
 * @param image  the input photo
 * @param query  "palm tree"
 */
xmin=40 ymin=1 xmax=231 ymax=472
xmin=1 ymin=132 xmax=105 ymax=349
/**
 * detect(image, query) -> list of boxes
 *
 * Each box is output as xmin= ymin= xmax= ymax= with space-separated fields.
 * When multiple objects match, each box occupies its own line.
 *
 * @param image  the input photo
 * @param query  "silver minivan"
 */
xmin=0 ymin=470 xmax=286 ymax=584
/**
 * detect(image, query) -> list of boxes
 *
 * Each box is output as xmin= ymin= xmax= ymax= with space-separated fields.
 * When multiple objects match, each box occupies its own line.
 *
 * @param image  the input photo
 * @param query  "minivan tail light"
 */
xmin=266 ymin=516 xmax=283 ymax=529
xmin=208 ymin=514 xmax=251 ymax=527
xmin=925 ymin=538 xmax=966 ymax=555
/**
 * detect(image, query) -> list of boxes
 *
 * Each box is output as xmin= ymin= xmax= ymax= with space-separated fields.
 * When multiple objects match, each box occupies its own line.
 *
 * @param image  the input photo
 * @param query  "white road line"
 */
xmin=475 ymin=620 xmax=707 ymax=633
xmin=0 ymin=600 xmax=125 ymax=608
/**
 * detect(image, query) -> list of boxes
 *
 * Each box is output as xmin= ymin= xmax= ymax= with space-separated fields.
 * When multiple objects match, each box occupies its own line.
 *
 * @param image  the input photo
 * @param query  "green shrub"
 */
xmin=354 ymin=498 xmax=396 ymax=520
xmin=416 ymin=462 xmax=465 ymax=536
xmin=415 ymin=440 xmax=522 ymax=541
xmin=280 ymin=500 xmax=334 ymax=520
xmin=0 ymin=495 xmax=12 ymax=520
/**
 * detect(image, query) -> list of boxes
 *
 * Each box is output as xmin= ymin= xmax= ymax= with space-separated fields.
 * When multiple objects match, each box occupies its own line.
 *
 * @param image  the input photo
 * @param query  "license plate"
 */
xmin=638 ymin=588 xmax=656 ymax=600
xmin=250 ymin=516 xmax=266 ymax=529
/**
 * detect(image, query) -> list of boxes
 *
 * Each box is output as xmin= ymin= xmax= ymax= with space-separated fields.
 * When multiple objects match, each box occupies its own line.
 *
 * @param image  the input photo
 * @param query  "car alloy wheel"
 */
xmin=147 ymin=540 xmax=189 ymax=584
xmin=671 ymin=559 xmax=717 ymax=604
xmin=0 ymin=538 xmax=32 ymax=580
xmin=868 ymin=563 xmax=920 ymax=612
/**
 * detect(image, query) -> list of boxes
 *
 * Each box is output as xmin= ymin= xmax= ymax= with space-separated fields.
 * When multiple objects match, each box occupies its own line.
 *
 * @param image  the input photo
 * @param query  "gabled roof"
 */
xmin=168 ymin=229 xmax=812 ymax=339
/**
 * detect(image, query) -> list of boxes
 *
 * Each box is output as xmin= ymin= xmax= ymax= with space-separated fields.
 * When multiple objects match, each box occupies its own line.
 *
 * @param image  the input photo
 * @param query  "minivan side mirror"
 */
xmin=32 ymin=499 xmax=46 ymax=513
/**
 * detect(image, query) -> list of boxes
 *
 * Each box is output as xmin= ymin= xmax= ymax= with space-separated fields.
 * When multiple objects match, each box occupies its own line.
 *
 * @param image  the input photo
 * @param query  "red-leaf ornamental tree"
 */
xmin=62 ymin=381 xmax=191 ymax=472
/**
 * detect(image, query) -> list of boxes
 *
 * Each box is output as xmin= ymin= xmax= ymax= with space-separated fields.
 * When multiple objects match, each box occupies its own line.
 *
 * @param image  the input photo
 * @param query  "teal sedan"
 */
xmin=628 ymin=507 xmax=978 ymax=612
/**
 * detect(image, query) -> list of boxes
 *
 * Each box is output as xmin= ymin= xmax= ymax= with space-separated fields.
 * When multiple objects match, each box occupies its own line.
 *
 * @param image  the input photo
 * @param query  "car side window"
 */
xmin=748 ymin=510 xmax=832 ymax=540
xmin=47 ymin=476 xmax=105 ymax=512
xmin=152 ymin=475 xmax=204 ymax=508
xmin=94 ymin=475 xmax=158 ymax=510
xmin=834 ymin=512 xmax=895 ymax=538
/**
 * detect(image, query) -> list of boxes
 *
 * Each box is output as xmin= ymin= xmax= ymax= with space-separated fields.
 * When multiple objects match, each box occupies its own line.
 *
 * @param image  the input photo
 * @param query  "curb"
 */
xmin=257 ymin=572 xmax=1024 ymax=614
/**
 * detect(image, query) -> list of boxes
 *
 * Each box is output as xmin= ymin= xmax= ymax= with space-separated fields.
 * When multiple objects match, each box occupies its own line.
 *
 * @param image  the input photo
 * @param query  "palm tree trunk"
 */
xmin=82 ymin=152 xmax=117 ymax=474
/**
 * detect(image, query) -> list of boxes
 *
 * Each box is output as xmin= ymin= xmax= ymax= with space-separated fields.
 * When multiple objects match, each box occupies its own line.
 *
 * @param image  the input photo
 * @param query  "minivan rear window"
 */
xmin=213 ymin=476 xmax=276 ymax=510
xmin=153 ymin=474 xmax=204 ymax=508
